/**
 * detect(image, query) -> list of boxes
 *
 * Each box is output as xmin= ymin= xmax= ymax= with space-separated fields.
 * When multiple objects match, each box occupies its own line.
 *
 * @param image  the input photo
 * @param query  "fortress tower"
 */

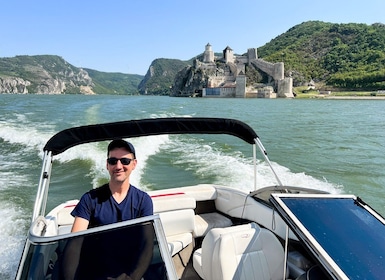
xmin=247 ymin=48 xmax=258 ymax=62
xmin=223 ymin=46 xmax=234 ymax=63
xmin=203 ymin=43 xmax=214 ymax=63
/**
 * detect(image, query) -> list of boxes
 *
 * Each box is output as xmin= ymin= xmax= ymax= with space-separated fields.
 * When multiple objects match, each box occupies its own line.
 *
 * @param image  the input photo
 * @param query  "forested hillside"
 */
xmin=138 ymin=58 xmax=191 ymax=95
xmin=258 ymin=21 xmax=385 ymax=89
xmin=85 ymin=68 xmax=143 ymax=94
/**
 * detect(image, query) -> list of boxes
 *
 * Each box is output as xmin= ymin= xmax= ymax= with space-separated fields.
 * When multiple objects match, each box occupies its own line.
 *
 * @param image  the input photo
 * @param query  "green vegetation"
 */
xmin=85 ymin=68 xmax=143 ymax=94
xmin=0 ymin=55 xmax=77 ymax=81
xmin=258 ymin=21 xmax=385 ymax=90
xmin=138 ymin=58 xmax=191 ymax=95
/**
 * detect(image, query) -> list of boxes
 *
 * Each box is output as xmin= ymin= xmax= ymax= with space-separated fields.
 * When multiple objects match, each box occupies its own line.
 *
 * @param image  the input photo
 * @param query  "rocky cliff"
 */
xmin=0 ymin=55 xmax=143 ymax=94
xmin=0 ymin=55 xmax=94 ymax=94
xmin=0 ymin=77 xmax=31 ymax=94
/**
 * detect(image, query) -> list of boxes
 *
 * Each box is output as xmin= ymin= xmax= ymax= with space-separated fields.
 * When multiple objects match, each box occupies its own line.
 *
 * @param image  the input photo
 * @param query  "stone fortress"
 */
xmin=199 ymin=43 xmax=293 ymax=98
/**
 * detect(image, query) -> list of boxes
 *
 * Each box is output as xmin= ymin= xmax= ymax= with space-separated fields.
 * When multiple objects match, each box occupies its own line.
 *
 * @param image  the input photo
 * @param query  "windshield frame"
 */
xmin=270 ymin=193 xmax=385 ymax=279
xmin=17 ymin=214 xmax=178 ymax=280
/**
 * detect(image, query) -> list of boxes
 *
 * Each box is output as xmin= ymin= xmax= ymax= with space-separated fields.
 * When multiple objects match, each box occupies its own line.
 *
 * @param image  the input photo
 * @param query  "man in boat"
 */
xmin=71 ymin=139 xmax=153 ymax=230
xmin=60 ymin=139 xmax=154 ymax=280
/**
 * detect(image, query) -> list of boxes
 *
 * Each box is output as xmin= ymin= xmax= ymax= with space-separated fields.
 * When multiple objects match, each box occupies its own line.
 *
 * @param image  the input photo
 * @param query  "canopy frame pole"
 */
xmin=253 ymin=143 xmax=257 ymax=191
xmin=32 ymin=151 xmax=52 ymax=221
xmin=254 ymin=137 xmax=283 ymax=187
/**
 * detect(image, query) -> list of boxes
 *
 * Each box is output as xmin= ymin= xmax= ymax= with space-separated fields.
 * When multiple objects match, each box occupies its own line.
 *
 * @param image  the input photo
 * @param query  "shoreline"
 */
xmin=295 ymin=94 xmax=385 ymax=100
xmin=319 ymin=95 xmax=385 ymax=100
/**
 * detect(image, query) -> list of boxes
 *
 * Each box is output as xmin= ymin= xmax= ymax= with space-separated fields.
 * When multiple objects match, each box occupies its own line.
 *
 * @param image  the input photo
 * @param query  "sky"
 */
xmin=1 ymin=0 xmax=385 ymax=75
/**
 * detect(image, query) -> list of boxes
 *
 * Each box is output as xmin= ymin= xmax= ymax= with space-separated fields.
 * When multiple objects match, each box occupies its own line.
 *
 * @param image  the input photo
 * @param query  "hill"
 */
xmin=257 ymin=21 xmax=385 ymax=90
xmin=0 ymin=55 xmax=143 ymax=94
xmin=85 ymin=68 xmax=143 ymax=95
xmin=138 ymin=58 xmax=192 ymax=95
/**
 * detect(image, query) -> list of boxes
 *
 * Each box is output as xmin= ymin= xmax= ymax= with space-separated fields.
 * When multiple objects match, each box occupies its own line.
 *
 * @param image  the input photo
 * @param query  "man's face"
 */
xmin=107 ymin=147 xmax=137 ymax=184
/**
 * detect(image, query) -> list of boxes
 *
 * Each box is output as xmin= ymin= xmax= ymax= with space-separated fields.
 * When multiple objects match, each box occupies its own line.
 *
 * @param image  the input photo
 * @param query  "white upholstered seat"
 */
xmin=194 ymin=212 xmax=232 ymax=237
xmin=193 ymin=223 xmax=285 ymax=280
xmin=158 ymin=209 xmax=195 ymax=256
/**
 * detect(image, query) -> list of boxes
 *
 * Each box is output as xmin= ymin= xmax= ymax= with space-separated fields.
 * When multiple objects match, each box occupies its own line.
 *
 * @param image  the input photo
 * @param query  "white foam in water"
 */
xmin=0 ymin=118 xmax=55 ymax=278
xmin=271 ymin=163 xmax=343 ymax=194
xmin=0 ymin=164 xmax=31 ymax=278
xmin=166 ymin=136 xmax=342 ymax=194
xmin=0 ymin=205 xmax=27 ymax=279
xmin=55 ymin=134 xmax=171 ymax=190
xmin=131 ymin=135 xmax=170 ymax=190
xmin=0 ymin=120 xmax=53 ymax=158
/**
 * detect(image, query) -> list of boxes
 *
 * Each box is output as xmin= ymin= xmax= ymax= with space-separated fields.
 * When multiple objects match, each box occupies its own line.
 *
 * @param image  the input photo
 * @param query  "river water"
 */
xmin=1 ymin=94 xmax=385 ymax=278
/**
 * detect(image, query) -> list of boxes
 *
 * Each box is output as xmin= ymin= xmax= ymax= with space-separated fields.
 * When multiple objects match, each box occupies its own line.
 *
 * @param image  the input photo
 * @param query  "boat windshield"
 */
xmin=17 ymin=215 xmax=176 ymax=280
xmin=271 ymin=194 xmax=385 ymax=279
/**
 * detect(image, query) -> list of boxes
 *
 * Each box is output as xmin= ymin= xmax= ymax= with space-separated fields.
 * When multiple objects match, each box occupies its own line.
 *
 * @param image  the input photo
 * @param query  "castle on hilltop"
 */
xmin=198 ymin=43 xmax=293 ymax=98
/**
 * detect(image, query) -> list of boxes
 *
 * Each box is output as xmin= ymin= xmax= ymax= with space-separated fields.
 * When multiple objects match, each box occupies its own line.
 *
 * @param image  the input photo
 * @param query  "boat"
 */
xmin=15 ymin=117 xmax=385 ymax=280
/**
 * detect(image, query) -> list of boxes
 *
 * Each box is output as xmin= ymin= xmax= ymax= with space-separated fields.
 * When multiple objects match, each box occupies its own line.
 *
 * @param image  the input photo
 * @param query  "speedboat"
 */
xmin=15 ymin=117 xmax=385 ymax=280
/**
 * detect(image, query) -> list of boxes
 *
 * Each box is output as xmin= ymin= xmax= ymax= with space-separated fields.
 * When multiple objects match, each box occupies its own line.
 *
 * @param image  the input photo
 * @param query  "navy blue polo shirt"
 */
xmin=71 ymin=183 xmax=153 ymax=228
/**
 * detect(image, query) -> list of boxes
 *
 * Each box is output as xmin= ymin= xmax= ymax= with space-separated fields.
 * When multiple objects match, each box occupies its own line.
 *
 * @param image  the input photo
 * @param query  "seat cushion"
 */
xmin=158 ymin=209 xmax=195 ymax=237
xmin=193 ymin=248 xmax=204 ymax=278
xmin=167 ymin=232 xmax=193 ymax=256
xmin=193 ymin=212 xmax=232 ymax=237
xmin=158 ymin=209 xmax=195 ymax=256
xmin=194 ymin=223 xmax=285 ymax=280
xmin=152 ymin=193 xmax=196 ymax=213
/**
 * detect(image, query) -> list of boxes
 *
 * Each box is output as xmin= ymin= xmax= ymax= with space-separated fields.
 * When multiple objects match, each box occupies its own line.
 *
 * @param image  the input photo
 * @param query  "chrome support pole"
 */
xmin=254 ymin=137 xmax=283 ymax=187
xmin=32 ymin=151 xmax=53 ymax=221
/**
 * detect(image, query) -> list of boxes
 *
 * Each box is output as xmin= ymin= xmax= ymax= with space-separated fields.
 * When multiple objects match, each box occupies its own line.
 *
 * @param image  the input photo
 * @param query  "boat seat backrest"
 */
xmin=56 ymin=205 xmax=76 ymax=235
xmin=152 ymin=193 xmax=196 ymax=213
xmin=57 ymin=206 xmax=75 ymax=226
xmin=150 ymin=186 xmax=233 ymax=238
xmin=194 ymin=223 xmax=285 ymax=280
xmin=157 ymin=209 xmax=195 ymax=237
xmin=152 ymin=193 xmax=196 ymax=256
xmin=151 ymin=193 xmax=196 ymax=237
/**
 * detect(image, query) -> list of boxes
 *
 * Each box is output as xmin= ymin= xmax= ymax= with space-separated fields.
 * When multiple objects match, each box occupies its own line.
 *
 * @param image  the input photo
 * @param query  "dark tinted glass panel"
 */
xmin=282 ymin=197 xmax=385 ymax=279
xmin=20 ymin=221 xmax=168 ymax=280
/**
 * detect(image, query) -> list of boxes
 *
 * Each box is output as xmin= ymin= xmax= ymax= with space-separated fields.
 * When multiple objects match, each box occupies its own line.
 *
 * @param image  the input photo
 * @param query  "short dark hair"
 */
xmin=107 ymin=139 xmax=136 ymax=158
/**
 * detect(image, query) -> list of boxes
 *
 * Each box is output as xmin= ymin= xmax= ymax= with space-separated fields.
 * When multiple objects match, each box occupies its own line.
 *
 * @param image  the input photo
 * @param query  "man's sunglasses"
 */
xmin=107 ymin=157 xmax=134 ymax=165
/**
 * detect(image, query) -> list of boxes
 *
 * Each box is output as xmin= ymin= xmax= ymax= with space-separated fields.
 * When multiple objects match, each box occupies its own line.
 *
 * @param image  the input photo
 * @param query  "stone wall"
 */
xmin=251 ymin=60 xmax=284 ymax=81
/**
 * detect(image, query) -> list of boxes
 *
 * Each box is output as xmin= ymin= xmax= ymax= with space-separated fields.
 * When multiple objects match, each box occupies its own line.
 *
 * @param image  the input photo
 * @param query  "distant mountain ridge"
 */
xmin=0 ymin=55 xmax=143 ymax=94
xmin=1 ymin=21 xmax=384 ymax=94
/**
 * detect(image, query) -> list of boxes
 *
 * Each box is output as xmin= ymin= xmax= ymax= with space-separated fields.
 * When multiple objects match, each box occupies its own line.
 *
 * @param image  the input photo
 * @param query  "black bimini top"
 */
xmin=44 ymin=117 xmax=258 ymax=156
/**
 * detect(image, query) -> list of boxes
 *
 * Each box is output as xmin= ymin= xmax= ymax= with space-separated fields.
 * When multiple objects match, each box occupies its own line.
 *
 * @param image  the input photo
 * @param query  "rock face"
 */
xmin=0 ymin=77 xmax=31 ymax=94
xmin=0 ymin=55 xmax=94 ymax=94
xmin=172 ymin=60 xmax=213 ymax=97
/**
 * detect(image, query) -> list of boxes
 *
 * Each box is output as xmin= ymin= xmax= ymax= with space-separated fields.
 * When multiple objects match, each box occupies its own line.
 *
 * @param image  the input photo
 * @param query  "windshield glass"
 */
xmin=272 ymin=195 xmax=385 ymax=279
xmin=18 ymin=217 xmax=174 ymax=280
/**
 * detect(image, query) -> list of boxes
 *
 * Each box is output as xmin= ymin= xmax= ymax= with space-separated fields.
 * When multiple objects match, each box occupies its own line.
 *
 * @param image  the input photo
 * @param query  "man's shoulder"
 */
xmin=88 ymin=183 xmax=111 ymax=202
xmin=130 ymin=185 xmax=149 ymax=196
xmin=130 ymin=185 xmax=152 ymax=202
